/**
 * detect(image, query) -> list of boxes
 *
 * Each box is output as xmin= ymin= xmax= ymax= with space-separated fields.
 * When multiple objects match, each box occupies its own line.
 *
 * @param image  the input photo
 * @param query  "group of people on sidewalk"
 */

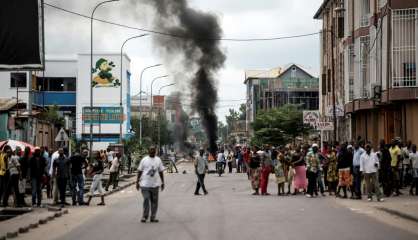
xmin=0 ymin=144 xmax=122 ymax=208
xmin=241 ymin=138 xmax=418 ymax=201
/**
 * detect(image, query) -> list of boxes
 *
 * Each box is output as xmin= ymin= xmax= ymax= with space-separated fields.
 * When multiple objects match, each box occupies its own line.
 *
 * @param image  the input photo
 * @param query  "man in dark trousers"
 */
xmin=29 ymin=148 xmax=47 ymax=207
xmin=53 ymin=148 xmax=71 ymax=207
xmin=136 ymin=146 xmax=165 ymax=223
xmin=194 ymin=149 xmax=208 ymax=195
xmin=70 ymin=150 xmax=88 ymax=205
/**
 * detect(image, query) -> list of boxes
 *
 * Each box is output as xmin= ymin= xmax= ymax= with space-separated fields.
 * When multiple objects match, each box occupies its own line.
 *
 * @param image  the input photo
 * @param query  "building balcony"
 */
xmin=31 ymin=91 xmax=76 ymax=106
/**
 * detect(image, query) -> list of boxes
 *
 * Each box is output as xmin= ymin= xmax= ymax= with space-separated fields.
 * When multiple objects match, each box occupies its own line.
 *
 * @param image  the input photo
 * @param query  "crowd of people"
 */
xmin=216 ymin=138 xmax=418 ymax=201
xmin=0 ymin=144 xmax=123 ymax=208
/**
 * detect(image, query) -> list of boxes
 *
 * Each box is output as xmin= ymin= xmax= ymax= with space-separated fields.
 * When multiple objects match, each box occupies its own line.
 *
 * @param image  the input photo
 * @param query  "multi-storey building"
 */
xmin=0 ymin=53 xmax=132 ymax=150
xmin=315 ymin=0 xmax=418 ymax=146
xmin=245 ymin=64 xmax=319 ymax=134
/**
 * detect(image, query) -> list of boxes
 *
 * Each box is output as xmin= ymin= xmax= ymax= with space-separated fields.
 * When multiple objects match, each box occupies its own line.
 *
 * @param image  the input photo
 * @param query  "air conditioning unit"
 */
xmin=371 ymin=83 xmax=382 ymax=100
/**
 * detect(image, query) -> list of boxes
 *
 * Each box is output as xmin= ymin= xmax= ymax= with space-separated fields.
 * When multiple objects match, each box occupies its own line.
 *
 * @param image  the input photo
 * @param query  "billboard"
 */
xmin=0 ymin=0 xmax=44 ymax=70
xmin=82 ymin=107 xmax=123 ymax=124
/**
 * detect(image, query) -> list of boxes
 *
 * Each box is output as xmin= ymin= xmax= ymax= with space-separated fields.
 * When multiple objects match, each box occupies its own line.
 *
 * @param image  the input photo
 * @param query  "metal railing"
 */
xmin=392 ymin=8 xmax=417 ymax=88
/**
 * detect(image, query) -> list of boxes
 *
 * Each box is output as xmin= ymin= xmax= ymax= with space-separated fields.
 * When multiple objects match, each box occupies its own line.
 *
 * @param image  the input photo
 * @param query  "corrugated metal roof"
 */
xmin=314 ymin=0 xmax=331 ymax=19
xmin=0 ymin=98 xmax=17 ymax=111
xmin=244 ymin=67 xmax=282 ymax=83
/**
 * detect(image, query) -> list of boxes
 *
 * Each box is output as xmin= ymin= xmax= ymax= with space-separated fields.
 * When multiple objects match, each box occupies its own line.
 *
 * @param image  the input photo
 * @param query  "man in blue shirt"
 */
xmin=352 ymin=141 xmax=365 ymax=199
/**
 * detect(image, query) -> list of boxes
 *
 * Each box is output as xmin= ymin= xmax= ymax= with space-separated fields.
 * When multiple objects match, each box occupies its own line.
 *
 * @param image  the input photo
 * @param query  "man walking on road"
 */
xmin=86 ymin=151 xmax=106 ymax=206
xmin=194 ymin=149 xmax=208 ymax=195
xmin=136 ymin=146 xmax=165 ymax=223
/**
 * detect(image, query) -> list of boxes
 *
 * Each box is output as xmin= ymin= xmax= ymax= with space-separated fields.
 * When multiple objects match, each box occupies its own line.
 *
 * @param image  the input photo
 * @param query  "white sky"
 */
xmin=44 ymin=0 xmax=323 ymax=123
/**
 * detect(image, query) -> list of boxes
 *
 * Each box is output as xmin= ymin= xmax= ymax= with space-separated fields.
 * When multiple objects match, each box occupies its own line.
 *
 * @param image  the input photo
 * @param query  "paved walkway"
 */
xmin=12 ymin=163 xmax=417 ymax=240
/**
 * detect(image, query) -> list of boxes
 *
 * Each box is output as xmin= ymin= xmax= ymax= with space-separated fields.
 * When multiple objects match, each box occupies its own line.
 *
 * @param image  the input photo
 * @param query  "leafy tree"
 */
xmin=39 ymin=105 xmax=64 ymax=126
xmin=217 ymin=121 xmax=227 ymax=144
xmin=251 ymin=104 xmax=312 ymax=146
xmin=239 ymin=103 xmax=246 ymax=120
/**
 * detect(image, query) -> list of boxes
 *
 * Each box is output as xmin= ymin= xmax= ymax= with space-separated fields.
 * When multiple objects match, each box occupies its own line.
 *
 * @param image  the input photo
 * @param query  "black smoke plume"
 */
xmin=143 ymin=0 xmax=225 ymax=153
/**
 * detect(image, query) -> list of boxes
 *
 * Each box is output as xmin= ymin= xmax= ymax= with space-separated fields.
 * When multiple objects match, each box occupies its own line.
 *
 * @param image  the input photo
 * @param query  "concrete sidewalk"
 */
xmin=0 ymin=174 xmax=136 ymax=239
xmin=334 ymin=191 xmax=418 ymax=235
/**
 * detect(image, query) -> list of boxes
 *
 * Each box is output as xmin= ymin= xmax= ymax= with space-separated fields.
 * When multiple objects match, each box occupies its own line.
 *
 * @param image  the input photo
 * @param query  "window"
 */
xmin=291 ymin=67 xmax=297 ymax=78
xmin=392 ymin=9 xmax=417 ymax=87
xmin=360 ymin=36 xmax=370 ymax=98
xmin=36 ymin=77 xmax=76 ymax=91
xmin=360 ymin=0 xmax=370 ymax=27
xmin=10 ymin=73 xmax=27 ymax=88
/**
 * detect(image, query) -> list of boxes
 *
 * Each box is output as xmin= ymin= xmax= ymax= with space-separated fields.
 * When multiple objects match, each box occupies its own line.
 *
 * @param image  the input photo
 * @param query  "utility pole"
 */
xmin=138 ymin=64 xmax=162 ymax=145
xmin=89 ymin=0 xmax=119 ymax=160
xmin=119 ymin=34 xmax=148 ymax=144
xmin=331 ymin=20 xmax=337 ymax=144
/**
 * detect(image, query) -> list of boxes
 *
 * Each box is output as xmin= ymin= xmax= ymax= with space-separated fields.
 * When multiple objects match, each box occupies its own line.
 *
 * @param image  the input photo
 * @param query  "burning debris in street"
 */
xmin=141 ymin=0 xmax=226 ymax=153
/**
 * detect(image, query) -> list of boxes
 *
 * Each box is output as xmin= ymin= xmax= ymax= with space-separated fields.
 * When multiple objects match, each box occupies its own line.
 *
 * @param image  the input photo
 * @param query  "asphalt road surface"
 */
xmin=20 ymin=163 xmax=418 ymax=240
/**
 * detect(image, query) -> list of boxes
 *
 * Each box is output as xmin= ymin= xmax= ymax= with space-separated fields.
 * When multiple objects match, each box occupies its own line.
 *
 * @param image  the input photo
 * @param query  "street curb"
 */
xmin=376 ymin=207 xmax=418 ymax=223
xmin=0 ymin=208 xmax=67 ymax=239
xmin=103 ymin=181 xmax=136 ymax=197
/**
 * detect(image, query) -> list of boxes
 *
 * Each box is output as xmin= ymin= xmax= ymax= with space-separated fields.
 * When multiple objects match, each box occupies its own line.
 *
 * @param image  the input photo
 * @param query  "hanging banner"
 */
xmin=82 ymin=107 xmax=124 ymax=124
xmin=0 ymin=0 xmax=44 ymax=70
xmin=316 ymin=122 xmax=334 ymax=131
xmin=325 ymin=105 xmax=344 ymax=117
xmin=303 ymin=110 xmax=320 ymax=127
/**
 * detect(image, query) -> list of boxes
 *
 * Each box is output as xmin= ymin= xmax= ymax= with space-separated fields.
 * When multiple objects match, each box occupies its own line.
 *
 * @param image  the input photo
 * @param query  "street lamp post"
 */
xmin=150 ymin=75 xmax=169 ymax=147
xmin=90 ymin=0 xmax=119 ymax=159
xmin=150 ymin=75 xmax=169 ymax=110
xmin=119 ymin=34 xmax=148 ymax=144
xmin=139 ymin=64 xmax=162 ymax=145
xmin=158 ymin=83 xmax=176 ymax=95
xmin=157 ymin=83 xmax=176 ymax=151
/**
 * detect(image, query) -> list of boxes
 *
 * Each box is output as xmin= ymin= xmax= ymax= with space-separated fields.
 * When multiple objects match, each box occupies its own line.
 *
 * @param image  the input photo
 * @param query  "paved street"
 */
xmin=17 ymin=163 xmax=418 ymax=240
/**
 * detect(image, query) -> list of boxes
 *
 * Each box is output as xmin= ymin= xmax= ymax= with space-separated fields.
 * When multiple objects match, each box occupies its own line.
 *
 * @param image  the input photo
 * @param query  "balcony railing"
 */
xmin=360 ymin=15 xmax=370 ymax=27
xmin=31 ymin=91 xmax=76 ymax=106
xmin=391 ymin=8 xmax=417 ymax=88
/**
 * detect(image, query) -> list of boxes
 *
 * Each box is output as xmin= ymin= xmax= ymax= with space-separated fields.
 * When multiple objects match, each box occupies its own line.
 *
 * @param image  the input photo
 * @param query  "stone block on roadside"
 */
xmin=29 ymin=223 xmax=39 ymax=228
xmin=18 ymin=227 xmax=29 ymax=233
xmin=6 ymin=232 xmax=18 ymax=238
xmin=39 ymin=219 xmax=47 ymax=224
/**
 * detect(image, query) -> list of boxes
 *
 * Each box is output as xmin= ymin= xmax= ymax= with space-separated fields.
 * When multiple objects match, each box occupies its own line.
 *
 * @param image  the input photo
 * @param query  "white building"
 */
xmin=76 ymin=53 xmax=132 ymax=150
xmin=0 ymin=52 xmax=132 ymax=150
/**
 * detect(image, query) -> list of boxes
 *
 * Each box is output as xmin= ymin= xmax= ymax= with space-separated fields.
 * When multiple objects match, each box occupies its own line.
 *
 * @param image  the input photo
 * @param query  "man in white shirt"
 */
xmin=168 ymin=148 xmax=178 ymax=173
xmin=105 ymin=152 xmax=120 ymax=191
xmin=49 ymin=150 xmax=60 ymax=204
xmin=136 ymin=146 xmax=165 ymax=223
xmin=106 ymin=147 xmax=114 ymax=168
xmin=216 ymin=150 xmax=226 ymax=173
xmin=409 ymin=144 xmax=418 ymax=195
xmin=360 ymin=144 xmax=383 ymax=202
xmin=194 ymin=149 xmax=208 ymax=195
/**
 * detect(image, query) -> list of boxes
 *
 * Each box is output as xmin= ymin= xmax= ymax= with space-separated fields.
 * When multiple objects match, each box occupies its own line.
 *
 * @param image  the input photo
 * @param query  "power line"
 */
xmin=43 ymin=2 xmax=320 ymax=42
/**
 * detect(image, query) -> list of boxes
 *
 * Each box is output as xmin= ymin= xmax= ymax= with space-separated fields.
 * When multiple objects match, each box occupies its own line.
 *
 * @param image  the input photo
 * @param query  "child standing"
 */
xmin=275 ymin=155 xmax=286 ymax=195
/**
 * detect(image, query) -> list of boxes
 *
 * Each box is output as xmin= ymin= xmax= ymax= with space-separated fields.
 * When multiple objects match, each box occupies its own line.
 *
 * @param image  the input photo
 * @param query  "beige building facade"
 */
xmin=315 ymin=0 xmax=418 ymax=146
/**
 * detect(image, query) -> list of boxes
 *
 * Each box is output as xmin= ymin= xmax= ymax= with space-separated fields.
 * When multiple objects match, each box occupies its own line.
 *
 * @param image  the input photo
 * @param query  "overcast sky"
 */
xmin=44 ymin=0 xmax=323 ymax=122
